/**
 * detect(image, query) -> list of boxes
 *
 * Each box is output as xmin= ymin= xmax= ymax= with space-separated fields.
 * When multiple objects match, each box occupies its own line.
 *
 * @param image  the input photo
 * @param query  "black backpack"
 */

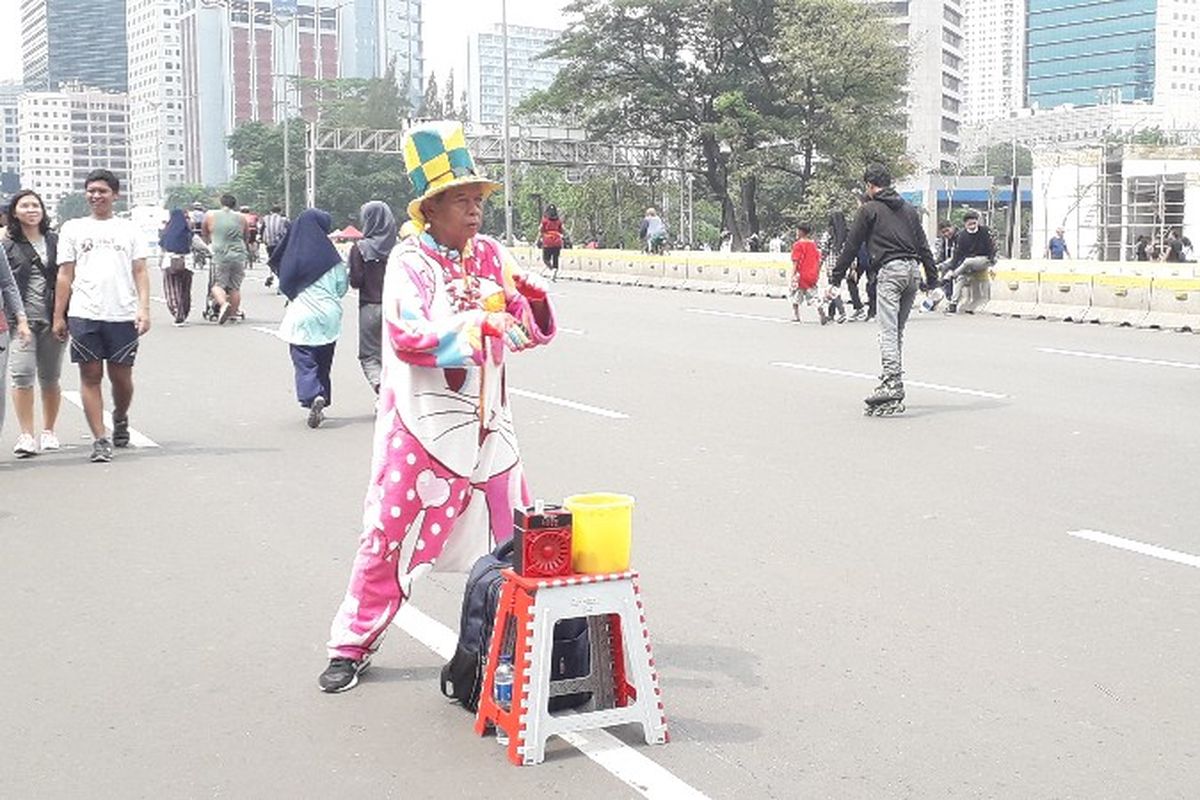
xmin=440 ymin=539 xmax=592 ymax=713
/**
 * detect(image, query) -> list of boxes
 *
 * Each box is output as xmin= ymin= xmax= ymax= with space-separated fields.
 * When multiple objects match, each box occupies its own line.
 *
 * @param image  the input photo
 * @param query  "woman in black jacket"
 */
xmin=4 ymin=189 xmax=65 ymax=458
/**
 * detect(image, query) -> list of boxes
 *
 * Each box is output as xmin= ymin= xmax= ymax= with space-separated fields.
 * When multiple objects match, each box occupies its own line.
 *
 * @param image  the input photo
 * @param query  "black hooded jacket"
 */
xmin=832 ymin=188 xmax=935 ymax=286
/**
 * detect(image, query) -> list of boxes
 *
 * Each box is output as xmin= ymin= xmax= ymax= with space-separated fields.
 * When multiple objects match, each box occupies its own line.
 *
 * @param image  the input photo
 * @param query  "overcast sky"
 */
xmin=0 ymin=1 xmax=570 ymax=84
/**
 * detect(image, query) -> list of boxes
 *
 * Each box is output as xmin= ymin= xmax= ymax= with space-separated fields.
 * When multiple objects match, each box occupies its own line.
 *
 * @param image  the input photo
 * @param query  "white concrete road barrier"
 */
xmin=1084 ymin=275 xmax=1151 ymax=327
xmin=1035 ymin=272 xmax=1093 ymax=322
xmin=1145 ymin=277 xmax=1200 ymax=331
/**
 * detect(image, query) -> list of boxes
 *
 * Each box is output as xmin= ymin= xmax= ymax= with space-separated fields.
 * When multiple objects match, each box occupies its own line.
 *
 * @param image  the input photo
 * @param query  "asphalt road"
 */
xmin=3 ymin=265 xmax=1199 ymax=799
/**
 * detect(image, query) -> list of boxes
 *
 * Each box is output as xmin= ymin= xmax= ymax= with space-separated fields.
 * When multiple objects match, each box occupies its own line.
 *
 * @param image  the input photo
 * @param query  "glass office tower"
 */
xmin=1026 ymin=0 xmax=1156 ymax=108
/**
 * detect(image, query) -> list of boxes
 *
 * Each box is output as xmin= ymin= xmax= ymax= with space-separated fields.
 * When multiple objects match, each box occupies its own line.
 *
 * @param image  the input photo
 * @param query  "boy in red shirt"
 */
xmin=789 ymin=224 xmax=826 ymax=323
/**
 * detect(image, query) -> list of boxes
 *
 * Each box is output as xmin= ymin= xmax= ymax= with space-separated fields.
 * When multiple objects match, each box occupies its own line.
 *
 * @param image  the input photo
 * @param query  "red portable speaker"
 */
xmin=513 ymin=504 xmax=573 ymax=578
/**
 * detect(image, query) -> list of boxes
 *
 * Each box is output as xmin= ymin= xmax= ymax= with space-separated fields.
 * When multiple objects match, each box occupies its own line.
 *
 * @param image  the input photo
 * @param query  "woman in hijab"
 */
xmin=269 ymin=208 xmax=349 ymax=428
xmin=348 ymin=201 xmax=397 ymax=394
xmin=159 ymin=208 xmax=195 ymax=326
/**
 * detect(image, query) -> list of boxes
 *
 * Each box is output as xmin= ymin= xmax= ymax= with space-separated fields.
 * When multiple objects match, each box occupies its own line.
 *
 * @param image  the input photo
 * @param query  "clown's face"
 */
xmin=424 ymin=185 xmax=485 ymax=252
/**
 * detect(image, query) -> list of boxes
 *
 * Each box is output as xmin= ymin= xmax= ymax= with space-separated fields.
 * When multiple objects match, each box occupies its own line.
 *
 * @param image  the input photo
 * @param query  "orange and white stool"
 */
xmin=474 ymin=569 xmax=669 ymax=766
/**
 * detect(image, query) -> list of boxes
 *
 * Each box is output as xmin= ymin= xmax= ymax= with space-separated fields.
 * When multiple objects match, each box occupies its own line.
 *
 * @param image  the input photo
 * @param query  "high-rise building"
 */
xmin=338 ymin=0 xmax=423 ymax=108
xmin=865 ymin=0 xmax=965 ymax=173
xmin=126 ymin=0 xmax=186 ymax=206
xmin=962 ymin=0 xmax=1024 ymax=127
xmin=468 ymin=24 xmax=564 ymax=127
xmin=1026 ymin=0 xmax=1156 ymax=110
xmin=0 ymin=83 xmax=21 ymax=194
xmin=20 ymin=0 xmax=129 ymax=93
xmin=18 ymin=84 xmax=130 ymax=217
xmin=181 ymin=0 xmax=341 ymax=187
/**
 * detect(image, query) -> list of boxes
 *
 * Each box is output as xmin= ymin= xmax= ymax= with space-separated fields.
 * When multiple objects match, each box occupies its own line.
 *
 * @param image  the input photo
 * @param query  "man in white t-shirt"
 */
xmin=52 ymin=169 xmax=150 ymax=463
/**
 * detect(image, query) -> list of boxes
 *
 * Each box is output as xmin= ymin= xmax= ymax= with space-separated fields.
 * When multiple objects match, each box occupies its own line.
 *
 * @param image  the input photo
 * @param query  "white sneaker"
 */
xmin=39 ymin=430 xmax=60 ymax=452
xmin=13 ymin=433 xmax=38 ymax=458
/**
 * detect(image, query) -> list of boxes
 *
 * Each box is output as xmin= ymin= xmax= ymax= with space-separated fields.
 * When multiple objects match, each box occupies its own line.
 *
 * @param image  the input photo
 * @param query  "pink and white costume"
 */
xmin=327 ymin=233 xmax=555 ymax=660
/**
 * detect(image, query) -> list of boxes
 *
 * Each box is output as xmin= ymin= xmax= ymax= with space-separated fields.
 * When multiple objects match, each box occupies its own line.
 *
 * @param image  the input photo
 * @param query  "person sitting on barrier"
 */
xmin=941 ymin=210 xmax=996 ymax=313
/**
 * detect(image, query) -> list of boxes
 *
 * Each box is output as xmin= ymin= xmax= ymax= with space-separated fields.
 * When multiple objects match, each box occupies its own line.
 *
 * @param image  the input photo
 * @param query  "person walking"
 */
xmin=0 ymin=236 xmax=32 ymax=443
xmin=821 ymin=210 xmax=867 ymax=321
xmin=270 ymin=208 xmax=349 ymax=428
xmin=640 ymin=208 xmax=667 ymax=253
xmin=317 ymin=121 xmax=556 ymax=693
xmin=52 ymin=169 xmax=151 ymax=461
xmin=1046 ymin=227 xmax=1071 ymax=260
xmin=5 ymin=190 xmax=61 ymax=457
xmin=158 ymin=209 xmax=195 ymax=326
xmin=259 ymin=205 xmax=289 ymax=288
xmin=832 ymin=163 xmax=936 ymax=416
xmin=203 ymin=194 xmax=249 ymax=323
xmin=348 ymin=200 xmax=397 ymax=394
xmin=789 ymin=223 xmax=825 ymax=323
xmin=539 ymin=204 xmax=565 ymax=280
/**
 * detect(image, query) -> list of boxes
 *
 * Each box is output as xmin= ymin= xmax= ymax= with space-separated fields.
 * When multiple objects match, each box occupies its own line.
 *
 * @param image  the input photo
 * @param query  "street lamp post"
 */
xmin=274 ymin=0 xmax=297 ymax=217
xmin=501 ymin=0 xmax=513 ymax=245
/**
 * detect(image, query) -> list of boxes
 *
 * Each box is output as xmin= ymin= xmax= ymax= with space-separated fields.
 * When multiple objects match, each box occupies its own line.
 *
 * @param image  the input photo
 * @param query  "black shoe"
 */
xmin=946 ymin=302 xmax=958 ymax=314
xmin=218 ymin=303 xmax=232 ymax=325
xmin=307 ymin=396 xmax=327 ymax=429
xmin=112 ymin=416 xmax=130 ymax=448
xmin=318 ymin=657 xmax=369 ymax=693
xmin=90 ymin=438 xmax=114 ymax=463
xmin=265 ymin=274 xmax=275 ymax=288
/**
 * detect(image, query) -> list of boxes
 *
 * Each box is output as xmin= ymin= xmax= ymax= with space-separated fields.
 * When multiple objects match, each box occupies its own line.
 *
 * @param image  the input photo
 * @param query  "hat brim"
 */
xmin=408 ymin=176 xmax=504 ymax=226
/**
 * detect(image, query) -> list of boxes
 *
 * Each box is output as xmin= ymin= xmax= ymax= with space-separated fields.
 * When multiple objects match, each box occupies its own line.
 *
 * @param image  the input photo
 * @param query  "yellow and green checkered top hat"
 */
xmin=404 ymin=120 xmax=502 ymax=224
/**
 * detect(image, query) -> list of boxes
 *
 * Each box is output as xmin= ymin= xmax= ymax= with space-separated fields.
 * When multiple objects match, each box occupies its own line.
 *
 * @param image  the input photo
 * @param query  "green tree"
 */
xmin=967 ymin=143 xmax=1034 ymax=179
xmin=422 ymin=72 xmax=444 ymax=118
xmin=525 ymin=0 xmax=907 ymax=249
xmin=163 ymin=183 xmax=218 ymax=209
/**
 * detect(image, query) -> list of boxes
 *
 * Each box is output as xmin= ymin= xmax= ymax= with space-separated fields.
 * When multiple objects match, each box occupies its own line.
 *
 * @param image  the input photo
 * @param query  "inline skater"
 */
xmin=831 ymin=164 xmax=936 ymax=416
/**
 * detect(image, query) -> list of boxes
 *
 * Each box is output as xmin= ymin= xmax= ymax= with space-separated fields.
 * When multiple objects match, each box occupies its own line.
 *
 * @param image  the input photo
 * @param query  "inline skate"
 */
xmin=864 ymin=376 xmax=905 ymax=417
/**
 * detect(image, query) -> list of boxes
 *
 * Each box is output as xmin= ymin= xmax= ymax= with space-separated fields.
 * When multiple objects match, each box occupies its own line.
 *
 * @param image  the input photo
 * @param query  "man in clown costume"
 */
xmin=318 ymin=121 xmax=556 ymax=693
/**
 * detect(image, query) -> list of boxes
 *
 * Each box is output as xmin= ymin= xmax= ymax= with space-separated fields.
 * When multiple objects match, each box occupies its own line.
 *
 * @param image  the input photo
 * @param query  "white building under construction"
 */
xmin=1032 ymin=144 xmax=1200 ymax=262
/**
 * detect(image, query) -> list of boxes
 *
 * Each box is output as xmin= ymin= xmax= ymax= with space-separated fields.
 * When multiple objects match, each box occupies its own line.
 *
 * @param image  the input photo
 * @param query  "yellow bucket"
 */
xmin=563 ymin=493 xmax=635 ymax=574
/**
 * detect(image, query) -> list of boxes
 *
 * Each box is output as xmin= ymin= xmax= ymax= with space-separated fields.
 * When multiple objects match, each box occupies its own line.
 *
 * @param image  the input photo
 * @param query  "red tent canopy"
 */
xmin=338 ymin=225 xmax=363 ymax=240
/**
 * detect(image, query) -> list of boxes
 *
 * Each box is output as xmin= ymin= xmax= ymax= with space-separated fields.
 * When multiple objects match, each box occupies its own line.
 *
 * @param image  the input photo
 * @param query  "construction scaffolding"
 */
xmin=1097 ymin=144 xmax=1188 ymax=261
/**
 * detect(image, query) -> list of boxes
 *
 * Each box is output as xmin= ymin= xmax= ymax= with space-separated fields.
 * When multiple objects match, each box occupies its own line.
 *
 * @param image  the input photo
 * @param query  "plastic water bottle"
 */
xmin=494 ymin=654 xmax=514 ymax=746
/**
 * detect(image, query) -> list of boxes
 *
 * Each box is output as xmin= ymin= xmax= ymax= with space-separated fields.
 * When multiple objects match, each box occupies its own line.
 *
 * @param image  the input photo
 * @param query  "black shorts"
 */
xmin=68 ymin=318 xmax=139 ymax=365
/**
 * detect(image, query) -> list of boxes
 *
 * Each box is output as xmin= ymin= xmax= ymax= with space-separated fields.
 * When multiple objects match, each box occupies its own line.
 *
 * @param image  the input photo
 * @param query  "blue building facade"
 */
xmin=1026 ymin=0 xmax=1156 ymax=109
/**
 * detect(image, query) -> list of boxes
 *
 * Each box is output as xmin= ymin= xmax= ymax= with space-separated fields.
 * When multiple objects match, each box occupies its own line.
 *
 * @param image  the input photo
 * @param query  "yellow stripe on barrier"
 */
xmin=1040 ymin=272 xmax=1094 ymax=286
xmin=1094 ymin=274 xmax=1153 ymax=288
xmin=1151 ymin=277 xmax=1200 ymax=292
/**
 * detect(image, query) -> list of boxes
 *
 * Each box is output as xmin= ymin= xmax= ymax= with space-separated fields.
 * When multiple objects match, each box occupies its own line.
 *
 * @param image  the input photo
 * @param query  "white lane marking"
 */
xmin=684 ymin=308 xmax=790 ymax=325
xmin=62 ymin=391 xmax=160 ymax=448
xmin=1069 ymin=529 xmax=1200 ymax=569
xmin=392 ymin=606 xmax=710 ymax=800
xmin=509 ymin=388 xmax=629 ymax=419
xmin=393 ymin=604 xmax=460 ymax=659
xmin=150 ymin=295 xmax=167 ymax=305
xmin=250 ymin=325 xmax=283 ymax=339
xmin=771 ymin=362 xmax=1009 ymax=399
xmin=1038 ymin=347 xmax=1200 ymax=371
xmin=558 ymin=327 xmax=586 ymax=336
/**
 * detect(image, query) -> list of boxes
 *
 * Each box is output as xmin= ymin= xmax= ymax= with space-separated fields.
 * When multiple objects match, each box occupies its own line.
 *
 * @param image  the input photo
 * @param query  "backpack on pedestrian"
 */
xmin=440 ymin=538 xmax=592 ymax=713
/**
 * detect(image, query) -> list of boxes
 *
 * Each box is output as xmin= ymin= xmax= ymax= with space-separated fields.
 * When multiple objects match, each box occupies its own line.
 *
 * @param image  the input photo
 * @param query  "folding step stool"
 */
xmin=474 ymin=569 xmax=669 ymax=766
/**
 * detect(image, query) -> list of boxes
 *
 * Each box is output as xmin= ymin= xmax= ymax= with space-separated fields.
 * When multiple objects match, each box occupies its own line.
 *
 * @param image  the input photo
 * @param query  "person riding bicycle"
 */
xmin=639 ymin=207 xmax=667 ymax=254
